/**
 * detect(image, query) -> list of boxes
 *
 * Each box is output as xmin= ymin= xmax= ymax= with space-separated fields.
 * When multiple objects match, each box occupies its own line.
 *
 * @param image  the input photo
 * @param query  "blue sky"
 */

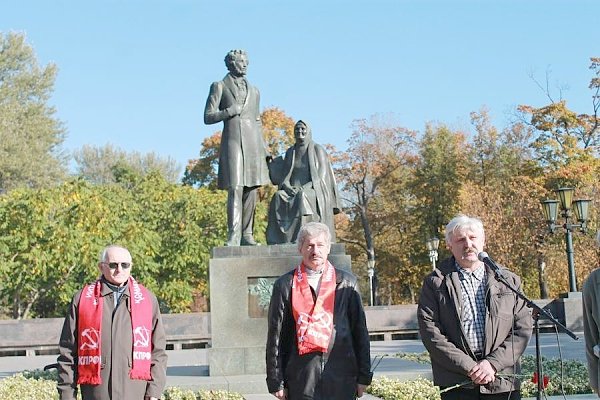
xmin=2 ymin=1 xmax=599 ymax=172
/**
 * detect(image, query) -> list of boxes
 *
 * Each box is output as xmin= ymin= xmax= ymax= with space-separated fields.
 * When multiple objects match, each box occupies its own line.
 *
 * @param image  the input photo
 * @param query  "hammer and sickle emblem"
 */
xmin=133 ymin=326 xmax=151 ymax=347
xmin=80 ymin=328 xmax=100 ymax=350
xmin=310 ymin=312 xmax=332 ymax=330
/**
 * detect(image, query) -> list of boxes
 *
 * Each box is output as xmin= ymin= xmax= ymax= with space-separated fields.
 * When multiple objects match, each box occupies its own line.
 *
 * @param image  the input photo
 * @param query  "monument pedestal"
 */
xmin=208 ymin=244 xmax=351 ymax=376
xmin=555 ymin=291 xmax=583 ymax=332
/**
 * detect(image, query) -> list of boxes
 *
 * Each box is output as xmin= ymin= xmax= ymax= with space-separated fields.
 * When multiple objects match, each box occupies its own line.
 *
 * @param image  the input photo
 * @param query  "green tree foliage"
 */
xmin=0 ymin=174 xmax=226 ymax=318
xmin=411 ymin=124 xmax=466 ymax=237
xmin=73 ymin=143 xmax=181 ymax=184
xmin=0 ymin=32 xmax=67 ymax=192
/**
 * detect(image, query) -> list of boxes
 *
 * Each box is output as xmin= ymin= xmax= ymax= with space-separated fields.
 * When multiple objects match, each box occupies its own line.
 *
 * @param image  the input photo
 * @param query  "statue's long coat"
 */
xmin=204 ymin=73 xmax=270 ymax=189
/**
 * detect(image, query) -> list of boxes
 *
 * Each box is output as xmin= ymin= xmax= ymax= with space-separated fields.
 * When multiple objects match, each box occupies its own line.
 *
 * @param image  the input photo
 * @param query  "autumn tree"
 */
xmin=458 ymin=175 xmax=550 ymax=295
xmin=0 ymin=32 xmax=67 ymax=192
xmin=261 ymin=107 xmax=296 ymax=156
xmin=517 ymin=57 xmax=600 ymax=168
xmin=469 ymin=107 xmax=539 ymax=186
xmin=511 ymin=57 xmax=600 ymax=295
xmin=335 ymin=114 xmax=416 ymax=303
xmin=364 ymin=165 xmax=423 ymax=304
xmin=73 ymin=143 xmax=181 ymax=184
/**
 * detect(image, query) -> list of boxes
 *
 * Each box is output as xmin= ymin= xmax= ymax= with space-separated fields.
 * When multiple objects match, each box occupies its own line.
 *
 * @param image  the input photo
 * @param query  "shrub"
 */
xmin=163 ymin=387 xmax=244 ymax=400
xmin=520 ymin=354 xmax=591 ymax=397
xmin=382 ymin=352 xmax=593 ymax=399
xmin=368 ymin=377 xmax=441 ymax=400
xmin=0 ymin=374 xmax=60 ymax=400
xmin=0 ymin=372 xmax=245 ymax=400
xmin=6 ymin=355 xmax=592 ymax=400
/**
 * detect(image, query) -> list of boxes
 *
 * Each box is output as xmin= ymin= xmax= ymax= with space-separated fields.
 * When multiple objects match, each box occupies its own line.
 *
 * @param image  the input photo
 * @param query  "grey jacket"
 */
xmin=57 ymin=280 xmax=168 ymax=400
xmin=417 ymin=257 xmax=532 ymax=394
xmin=582 ymin=268 xmax=600 ymax=394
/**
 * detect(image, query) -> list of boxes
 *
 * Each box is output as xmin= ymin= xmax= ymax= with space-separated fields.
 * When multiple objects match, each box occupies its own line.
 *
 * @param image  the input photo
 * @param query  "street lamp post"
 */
xmin=367 ymin=259 xmax=375 ymax=306
xmin=426 ymin=237 xmax=440 ymax=270
xmin=541 ymin=187 xmax=591 ymax=293
xmin=538 ymin=260 xmax=549 ymax=299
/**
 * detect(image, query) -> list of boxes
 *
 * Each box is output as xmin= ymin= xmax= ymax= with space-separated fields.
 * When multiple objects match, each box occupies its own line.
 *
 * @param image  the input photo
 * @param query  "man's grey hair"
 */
xmin=224 ymin=49 xmax=247 ymax=71
xmin=297 ymin=222 xmax=331 ymax=251
xmin=99 ymin=245 xmax=129 ymax=263
xmin=444 ymin=215 xmax=485 ymax=245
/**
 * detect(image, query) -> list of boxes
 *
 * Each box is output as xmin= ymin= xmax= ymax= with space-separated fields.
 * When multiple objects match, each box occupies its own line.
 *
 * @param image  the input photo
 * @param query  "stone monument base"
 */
xmin=208 ymin=243 xmax=351 ymax=376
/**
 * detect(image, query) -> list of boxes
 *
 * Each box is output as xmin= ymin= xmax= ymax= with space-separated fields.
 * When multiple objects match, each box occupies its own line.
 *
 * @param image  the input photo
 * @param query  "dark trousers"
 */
xmin=441 ymin=388 xmax=521 ymax=400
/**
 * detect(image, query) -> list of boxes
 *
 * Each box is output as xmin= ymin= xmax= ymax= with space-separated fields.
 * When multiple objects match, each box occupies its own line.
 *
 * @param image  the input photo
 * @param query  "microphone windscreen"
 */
xmin=477 ymin=252 xmax=489 ymax=262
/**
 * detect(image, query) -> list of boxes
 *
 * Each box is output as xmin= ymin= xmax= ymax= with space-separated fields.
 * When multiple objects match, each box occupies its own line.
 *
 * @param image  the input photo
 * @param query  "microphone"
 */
xmin=477 ymin=251 xmax=504 ymax=277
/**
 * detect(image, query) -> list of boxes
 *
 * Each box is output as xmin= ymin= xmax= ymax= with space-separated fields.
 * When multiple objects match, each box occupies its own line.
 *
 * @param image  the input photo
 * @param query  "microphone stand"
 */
xmin=489 ymin=268 xmax=578 ymax=400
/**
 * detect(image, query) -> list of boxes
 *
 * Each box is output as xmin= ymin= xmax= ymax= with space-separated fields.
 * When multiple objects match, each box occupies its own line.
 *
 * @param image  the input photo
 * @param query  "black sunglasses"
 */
xmin=103 ymin=262 xmax=131 ymax=270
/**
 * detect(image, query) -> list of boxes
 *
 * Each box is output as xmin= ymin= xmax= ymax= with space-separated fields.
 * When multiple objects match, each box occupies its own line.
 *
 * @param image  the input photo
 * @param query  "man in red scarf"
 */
xmin=266 ymin=222 xmax=372 ymax=399
xmin=57 ymin=245 xmax=168 ymax=400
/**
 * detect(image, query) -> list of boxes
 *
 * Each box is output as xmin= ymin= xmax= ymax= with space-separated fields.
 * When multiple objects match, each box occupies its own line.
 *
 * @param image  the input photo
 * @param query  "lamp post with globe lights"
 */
xmin=426 ymin=237 xmax=440 ymax=270
xmin=541 ymin=187 xmax=591 ymax=293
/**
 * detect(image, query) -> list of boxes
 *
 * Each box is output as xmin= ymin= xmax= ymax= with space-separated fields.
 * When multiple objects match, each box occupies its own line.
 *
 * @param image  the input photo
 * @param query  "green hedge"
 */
xmin=368 ymin=353 xmax=593 ymax=399
xmin=1 ymin=355 xmax=592 ymax=400
xmin=0 ymin=372 xmax=243 ymax=400
xmin=369 ymin=377 xmax=441 ymax=400
xmin=0 ymin=374 xmax=60 ymax=400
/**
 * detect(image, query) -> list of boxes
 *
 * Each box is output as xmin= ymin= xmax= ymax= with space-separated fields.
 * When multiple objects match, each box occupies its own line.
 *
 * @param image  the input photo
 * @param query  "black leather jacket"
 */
xmin=266 ymin=267 xmax=372 ymax=399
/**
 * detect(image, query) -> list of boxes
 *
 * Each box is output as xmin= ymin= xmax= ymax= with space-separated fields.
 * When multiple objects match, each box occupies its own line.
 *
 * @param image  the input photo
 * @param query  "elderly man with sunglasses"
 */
xmin=57 ymin=245 xmax=168 ymax=400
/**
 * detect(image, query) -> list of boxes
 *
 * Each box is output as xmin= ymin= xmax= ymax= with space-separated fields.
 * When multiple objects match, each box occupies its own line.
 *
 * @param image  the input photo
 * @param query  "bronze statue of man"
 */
xmin=266 ymin=120 xmax=341 ymax=244
xmin=204 ymin=49 xmax=270 ymax=246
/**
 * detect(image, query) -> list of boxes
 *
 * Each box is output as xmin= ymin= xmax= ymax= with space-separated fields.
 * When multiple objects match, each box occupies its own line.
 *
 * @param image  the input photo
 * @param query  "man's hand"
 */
xmin=356 ymin=383 xmax=368 ymax=397
xmin=468 ymin=359 xmax=496 ymax=385
xmin=272 ymin=389 xmax=287 ymax=399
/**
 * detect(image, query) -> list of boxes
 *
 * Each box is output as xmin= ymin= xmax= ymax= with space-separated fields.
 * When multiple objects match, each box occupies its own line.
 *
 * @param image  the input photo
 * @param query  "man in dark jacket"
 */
xmin=57 ymin=245 xmax=168 ymax=400
xmin=204 ymin=49 xmax=271 ymax=246
xmin=266 ymin=222 xmax=372 ymax=399
xmin=418 ymin=215 xmax=532 ymax=400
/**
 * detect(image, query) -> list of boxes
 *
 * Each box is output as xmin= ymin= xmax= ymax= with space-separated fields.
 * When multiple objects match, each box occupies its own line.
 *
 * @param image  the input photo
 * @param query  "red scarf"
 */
xmin=291 ymin=261 xmax=336 ymax=355
xmin=77 ymin=276 xmax=153 ymax=385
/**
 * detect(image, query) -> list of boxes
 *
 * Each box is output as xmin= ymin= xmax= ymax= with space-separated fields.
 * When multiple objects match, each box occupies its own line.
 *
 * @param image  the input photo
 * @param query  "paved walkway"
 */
xmin=0 ymin=332 xmax=593 ymax=399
